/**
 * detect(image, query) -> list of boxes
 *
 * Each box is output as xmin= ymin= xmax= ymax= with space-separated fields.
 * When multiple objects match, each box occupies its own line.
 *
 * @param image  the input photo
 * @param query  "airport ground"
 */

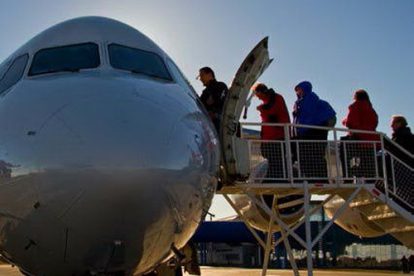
xmin=201 ymin=267 xmax=405 ymax=275
xmin=0 ymin=265 xmax=409 ymax=276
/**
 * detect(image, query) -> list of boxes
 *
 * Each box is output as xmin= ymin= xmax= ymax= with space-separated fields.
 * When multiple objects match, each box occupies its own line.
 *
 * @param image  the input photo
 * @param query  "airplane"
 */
xmin=0 ymin=16 xmax=223 ymax=275
xmin=2 ymin=15 xmax=410 ymax=276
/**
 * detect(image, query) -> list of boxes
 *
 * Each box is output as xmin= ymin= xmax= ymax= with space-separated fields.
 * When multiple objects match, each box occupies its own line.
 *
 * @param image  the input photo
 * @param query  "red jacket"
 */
xmin=257 ymin=91 xmax=290 ymax=140
xmin=342 ymin=100 xmax=379 ymax=141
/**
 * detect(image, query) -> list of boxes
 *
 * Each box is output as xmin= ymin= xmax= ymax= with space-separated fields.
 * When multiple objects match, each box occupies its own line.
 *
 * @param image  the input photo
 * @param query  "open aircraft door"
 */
xmin=220 ymin=37 xmax=273 ymax=184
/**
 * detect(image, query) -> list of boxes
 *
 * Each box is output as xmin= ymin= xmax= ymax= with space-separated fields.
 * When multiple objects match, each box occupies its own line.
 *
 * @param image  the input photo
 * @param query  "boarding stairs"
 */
xmin=212 ymin=36 xmax=413 ymax=275
xmin=331 ymin=133 xmax=414 ymax=248
xmin=218 ymin=123 xmax=414 ymax=276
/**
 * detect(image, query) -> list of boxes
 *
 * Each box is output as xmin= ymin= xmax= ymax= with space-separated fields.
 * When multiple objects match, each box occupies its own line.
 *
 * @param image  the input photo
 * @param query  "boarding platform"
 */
xmin=218 ymin=123 xmax=414 ymax=276
xmin=212 ymin=37 xmax=413 ymax=276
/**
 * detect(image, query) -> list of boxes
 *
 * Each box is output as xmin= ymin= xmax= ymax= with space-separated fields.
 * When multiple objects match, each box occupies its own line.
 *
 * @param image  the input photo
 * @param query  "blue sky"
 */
xmin=1 ymin=0 xmax=413 ymax=218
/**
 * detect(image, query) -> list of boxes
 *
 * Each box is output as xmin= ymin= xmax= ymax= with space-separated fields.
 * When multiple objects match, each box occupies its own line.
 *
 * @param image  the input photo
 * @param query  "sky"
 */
xmin=0 ymin=0 xmax=413 ymax=219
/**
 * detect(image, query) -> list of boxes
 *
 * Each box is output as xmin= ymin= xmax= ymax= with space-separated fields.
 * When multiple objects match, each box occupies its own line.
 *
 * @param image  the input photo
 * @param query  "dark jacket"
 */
xmin=342 ymin=100 xmax=379 ymax=141
xmin=257 ymin=89 xmax=290 ymax=140
xmin=385 ymin=126 xmax=414 ymax=168
xmin=292 ymin=84 xmax=336 ymax=136
xmin=392 ymin=127 xmax=414 ymax=155
xmin=200 ymin=79 xmax=228 ymax=119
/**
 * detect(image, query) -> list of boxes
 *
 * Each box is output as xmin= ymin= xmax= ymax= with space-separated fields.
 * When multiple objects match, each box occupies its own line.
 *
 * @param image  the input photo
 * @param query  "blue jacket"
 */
xmin=293 ymin=83 xmax=336 ymax=136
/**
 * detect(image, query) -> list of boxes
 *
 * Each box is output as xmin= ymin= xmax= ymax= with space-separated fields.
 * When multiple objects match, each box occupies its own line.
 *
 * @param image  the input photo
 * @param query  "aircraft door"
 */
xmin=220 ymin=37 xmax=273 ymax=184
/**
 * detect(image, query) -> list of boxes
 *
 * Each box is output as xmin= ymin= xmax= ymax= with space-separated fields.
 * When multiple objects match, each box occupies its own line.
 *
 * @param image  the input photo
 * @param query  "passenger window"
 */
xmin=0 ymin=54 xmax=29 ymax=95
xmin=29 ymin=43 xmax=100 ymax=76
xmin=108 ymin=44 xmax=172 ymax=81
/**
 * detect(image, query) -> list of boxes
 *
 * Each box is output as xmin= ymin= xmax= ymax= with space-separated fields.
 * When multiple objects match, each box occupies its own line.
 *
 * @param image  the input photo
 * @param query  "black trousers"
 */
xmin=261 ymin=142 xmax=285 ymax=180
xmin=292 ymin=128 xmax=329 ymax=179
xmin=340 ymin=136 xmax=377 ymax=179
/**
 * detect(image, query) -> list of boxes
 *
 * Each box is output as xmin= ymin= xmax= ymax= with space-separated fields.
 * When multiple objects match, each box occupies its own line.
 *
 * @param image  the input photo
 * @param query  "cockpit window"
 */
xmin=29 ymin=43 xmax=100 ymax=76
xmin=166 ymin=59 xmax=193 ymax=90
xmin=108 ymin=44 xmax=172 ymax=81
xmin=0 ymin=54 xmax=29 ymax=95
xmin=0 ymin=59 xmax=13 ymax=78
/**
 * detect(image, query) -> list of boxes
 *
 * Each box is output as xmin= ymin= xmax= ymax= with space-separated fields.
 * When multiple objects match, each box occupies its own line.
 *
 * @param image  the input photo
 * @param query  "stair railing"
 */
xmin=238 ymin=123 xmax=412 ymax=210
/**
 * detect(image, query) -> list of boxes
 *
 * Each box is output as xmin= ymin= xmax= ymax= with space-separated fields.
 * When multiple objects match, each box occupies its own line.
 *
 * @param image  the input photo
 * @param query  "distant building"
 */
xmin=193 ymin=219 xmax=414 ymax=270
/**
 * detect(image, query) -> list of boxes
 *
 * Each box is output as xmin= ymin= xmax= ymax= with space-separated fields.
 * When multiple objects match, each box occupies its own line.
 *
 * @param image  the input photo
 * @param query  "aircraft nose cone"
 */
xmin=22 ymin=92 xmax=218 ymax=273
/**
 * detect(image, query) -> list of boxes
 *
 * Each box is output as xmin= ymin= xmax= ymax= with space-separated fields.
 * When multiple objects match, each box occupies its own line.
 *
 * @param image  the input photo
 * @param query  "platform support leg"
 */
xmin=304 ymin=182 xmax=313 ymax=276
xmin=223 ymin=194 xmax=266 ymax=248
xmin=261 ymin=196 xmax=276 ymax=276
xmin=280 ymin=226 xmax=300 ymax=276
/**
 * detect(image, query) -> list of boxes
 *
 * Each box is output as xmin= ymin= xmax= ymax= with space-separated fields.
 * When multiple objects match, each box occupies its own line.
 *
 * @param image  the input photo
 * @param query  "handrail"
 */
xmin=388 ymin=189 xmax=414 ymax=209
xmin=234 ymin=122 xmax=413 ymax=214
xmin=240 ymin=122 xmax=413 ymax=159
xmin=241 ymin=122 xmax=386 ymax=136
xmin=383 ymin=135 xmax=414 ymax=159
xmin=380 ymin=135 xmax=389 ymax=202
xmin=383 ymin=149 xmax=414 ymax=172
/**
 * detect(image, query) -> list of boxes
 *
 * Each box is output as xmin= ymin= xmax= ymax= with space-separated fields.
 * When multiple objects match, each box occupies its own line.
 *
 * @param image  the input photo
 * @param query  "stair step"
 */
xmin=347 ymin=189 xmax=382 ymax=208
xmin=353 ymin=202 xmax=392 ymax=217
xmin=349 ymin=199 xmax=380 ymax=208
xmin=369 ymin=217 xmax=412 ymax=232
xmin=367 ymin=212 xmax=397 ymax=221
xmin=388 ymin=226 xmax=414 ymax=234
xmin=391 ymin=232 xmax=414 ymax=249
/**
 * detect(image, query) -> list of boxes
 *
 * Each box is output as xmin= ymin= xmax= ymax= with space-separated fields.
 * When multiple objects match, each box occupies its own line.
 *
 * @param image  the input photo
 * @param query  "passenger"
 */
xmin=197 ymin=67 xmax=228 ymax=132
xmin=375 ymin=115 xmax=414 ymax=205
xmin=342 ymin=89 xmax=379 ymax=141
xmin=292 ymin=81 xmax=336 ymax=140
xmin=253 ymin=83 xmax=290 ymax=180
xmin=384 ymin=115 xmax=414 ymax=199
xmin=341 ymin=89 xmax=379 ymax=179
xmin=292 ymin=81 xmax=336 ymax=179
xmin=391 ymin=115 xmax=414 ymax=155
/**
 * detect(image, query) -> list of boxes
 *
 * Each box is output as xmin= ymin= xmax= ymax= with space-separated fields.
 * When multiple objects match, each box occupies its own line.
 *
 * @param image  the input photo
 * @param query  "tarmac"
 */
xmin=0 ymin=265 xmax=407 ymax=275
xmin=200 ymin=267 xmax=404 ymax=276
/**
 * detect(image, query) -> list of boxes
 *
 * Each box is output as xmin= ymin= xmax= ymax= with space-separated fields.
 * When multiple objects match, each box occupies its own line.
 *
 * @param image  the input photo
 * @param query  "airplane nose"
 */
xmin=22 ymin=91 xmax=218 ymax=273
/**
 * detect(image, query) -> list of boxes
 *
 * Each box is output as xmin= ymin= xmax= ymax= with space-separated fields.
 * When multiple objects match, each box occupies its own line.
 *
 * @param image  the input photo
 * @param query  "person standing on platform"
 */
xmin=342 ymin=89 xmax=379 ymax=140
xmin=197 ymin=67 xmax=228 ymax=132
xmin=384 ymin=115 xmax=414 ymax=205
xmin=292 ymin=81 xmax=336 ymax=180
xmin=341 ymin=89 xmax=379 ymax=179
xmin=253 ymin=83 xmax=290 ymax=181
xmin=292 ymin=81 xmax=336 ymax=140
xmin=385 ymin=115 xmax=413 ymax=171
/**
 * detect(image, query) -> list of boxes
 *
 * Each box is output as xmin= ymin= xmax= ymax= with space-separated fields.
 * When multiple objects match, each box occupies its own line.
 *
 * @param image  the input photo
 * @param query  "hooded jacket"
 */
xmin=292 ymin=81 xmax=336 ymax=136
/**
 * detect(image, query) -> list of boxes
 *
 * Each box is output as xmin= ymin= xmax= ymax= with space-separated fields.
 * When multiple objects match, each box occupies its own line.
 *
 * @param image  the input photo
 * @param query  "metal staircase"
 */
xmin=218 ymin=122 xmax=413 ymax=276
xmin=339 ymin=135 xmax=414 ymax=249
xmin=215 ymin=35 xmax=413 ymax=276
